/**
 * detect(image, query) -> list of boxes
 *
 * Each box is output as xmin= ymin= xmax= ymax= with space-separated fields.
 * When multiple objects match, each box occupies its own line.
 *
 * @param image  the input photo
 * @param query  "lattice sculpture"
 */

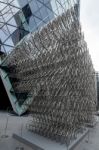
xmin=2 ymin=5 xmax=96 ymax=145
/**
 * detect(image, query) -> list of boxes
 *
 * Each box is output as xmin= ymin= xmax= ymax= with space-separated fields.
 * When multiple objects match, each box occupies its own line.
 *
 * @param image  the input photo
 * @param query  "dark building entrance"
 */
xmin=0 ymin=77 xmax=12 ymax=110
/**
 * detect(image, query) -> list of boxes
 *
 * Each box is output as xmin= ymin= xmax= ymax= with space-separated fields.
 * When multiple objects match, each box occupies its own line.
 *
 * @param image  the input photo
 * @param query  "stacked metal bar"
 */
xmin=2 ymin=5 xmax=96 ymax=144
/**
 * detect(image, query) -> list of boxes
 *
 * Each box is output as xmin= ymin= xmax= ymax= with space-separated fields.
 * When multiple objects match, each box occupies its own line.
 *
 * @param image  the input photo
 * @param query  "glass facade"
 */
xmin=18 ymin=0 xmax=54 ymax=32
xmin=0 ymin=0 xmax=29 ymax=54
xmin=0 ymin=0 xmax=80 ymax=54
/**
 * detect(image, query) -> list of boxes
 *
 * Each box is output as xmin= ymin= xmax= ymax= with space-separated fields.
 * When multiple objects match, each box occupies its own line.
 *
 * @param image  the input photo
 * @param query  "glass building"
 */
xmin=0 ymin=0 xmax=80 ymax=54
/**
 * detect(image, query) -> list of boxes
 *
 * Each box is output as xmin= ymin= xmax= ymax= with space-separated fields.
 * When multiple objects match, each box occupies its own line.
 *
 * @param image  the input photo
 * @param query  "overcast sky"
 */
xmin=80 ymin=0 xmax=99 ymax=71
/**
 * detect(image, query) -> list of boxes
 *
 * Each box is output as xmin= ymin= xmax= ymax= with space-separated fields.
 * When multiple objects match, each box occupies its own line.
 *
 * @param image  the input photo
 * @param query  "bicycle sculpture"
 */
xmin=2 ymin=1 xmax=96 ymax=145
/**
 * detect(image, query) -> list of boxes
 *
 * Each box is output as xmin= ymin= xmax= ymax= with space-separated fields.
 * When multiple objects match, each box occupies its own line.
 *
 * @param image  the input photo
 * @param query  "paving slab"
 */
xmin=0 ymin=112 xmax=99 ymax=150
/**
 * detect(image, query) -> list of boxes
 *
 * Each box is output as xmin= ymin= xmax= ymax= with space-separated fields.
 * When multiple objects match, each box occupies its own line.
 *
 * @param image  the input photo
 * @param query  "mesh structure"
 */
xmin=96 ymin=72 xmax=99 ymax=109
xmin=1 ymin=0 xmax=96 ymax=145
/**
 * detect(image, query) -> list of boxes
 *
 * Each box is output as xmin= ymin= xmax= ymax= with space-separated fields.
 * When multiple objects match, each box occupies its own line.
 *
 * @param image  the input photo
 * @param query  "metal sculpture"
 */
xmin=0 ymin=0 xmax=96 ymax=145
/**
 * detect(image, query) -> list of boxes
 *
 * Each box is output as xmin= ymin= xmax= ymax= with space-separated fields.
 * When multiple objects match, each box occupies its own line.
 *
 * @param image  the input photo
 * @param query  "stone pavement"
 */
xmin=74 ymin=118 xmax=99 ymax=150
xmin=0 ymin=112 xmax=99 ymax=150
xmin=0 ymin=112 xmax=32 ymax=150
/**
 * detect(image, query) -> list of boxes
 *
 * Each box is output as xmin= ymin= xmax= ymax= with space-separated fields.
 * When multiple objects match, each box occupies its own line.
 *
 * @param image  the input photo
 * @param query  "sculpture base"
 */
xmin=13 ymin=128 xmax=88 ymax=150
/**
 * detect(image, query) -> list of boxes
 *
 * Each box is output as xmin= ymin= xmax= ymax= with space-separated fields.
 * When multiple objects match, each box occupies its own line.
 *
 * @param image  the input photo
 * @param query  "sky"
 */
xmin=80 ymin=0 xmax=99 ymax=71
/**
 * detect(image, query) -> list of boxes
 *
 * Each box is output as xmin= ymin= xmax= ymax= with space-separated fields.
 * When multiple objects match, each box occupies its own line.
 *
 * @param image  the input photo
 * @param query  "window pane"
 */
xmin=5 ymin=38 xmax=14 ymax=47
xmin=40 ymin=6 xmax=48 ymax=20
xmin=22 ymin=4 xmax=32 ymax=24
xmin=7 ymin=25 xmax=17 ymax=34
xmin=0 ymin=26 xmax=9 ymax=42
xmin=29 ymin=0 xmax=38 ymax=14
xmin=17 ymin=0 xmax=28 ymax=7
xmin=8 ymin=17 xmax=17 ymax=27
xmin=29 ymin=16 xmax=36 ymax=32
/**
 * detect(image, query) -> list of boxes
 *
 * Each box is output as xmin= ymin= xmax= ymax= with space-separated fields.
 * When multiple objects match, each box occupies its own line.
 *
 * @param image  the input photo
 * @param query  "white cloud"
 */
xmin=80 ymin=0 xmax=99 ymax=71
